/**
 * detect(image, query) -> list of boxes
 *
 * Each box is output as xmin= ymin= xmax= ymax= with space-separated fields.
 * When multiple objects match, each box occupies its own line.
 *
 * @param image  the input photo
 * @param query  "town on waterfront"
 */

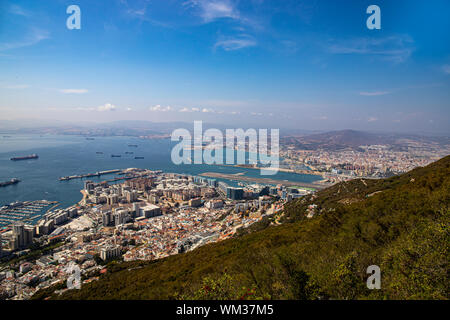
xmin=1 ymin=0 xmax=449 ymax=306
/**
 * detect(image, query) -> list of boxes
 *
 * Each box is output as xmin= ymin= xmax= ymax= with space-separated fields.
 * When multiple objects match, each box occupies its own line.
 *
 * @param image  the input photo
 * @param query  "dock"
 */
xmin=59 ymin=169 xmax=122 ymax=181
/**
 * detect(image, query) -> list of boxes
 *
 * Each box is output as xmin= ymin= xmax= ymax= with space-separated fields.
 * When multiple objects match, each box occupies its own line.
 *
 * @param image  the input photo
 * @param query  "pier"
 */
xmin=59 ymin=169 xmax=122 ymax=181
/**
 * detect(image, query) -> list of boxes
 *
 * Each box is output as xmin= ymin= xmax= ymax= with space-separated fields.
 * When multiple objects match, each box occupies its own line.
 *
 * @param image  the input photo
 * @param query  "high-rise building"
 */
xmin=228 ymin=187 xmax=244 ymax=200
xmin=113 ymin=209 xmax=128 ymax=226
xmin=24 ymin=226 xmax=34 ymax=247
xmin=132 ymin=203 xmax=140 ymax=218
xmin=107 ymin=194 xmax=119 ymax=205
xmin=124 ymin=190 xmax=137 ymax=203
xmin=9 ymin=223 xmax=33 ymax=249
xmin=139 ymin=205 xmax=161 ymax=218
xmin=84 ymin=180 xmax=95 ymax=192
xmin=12 ymin=223 xmax=25 ymax=248
xmin=102 ymin=211 xmax=112 ymax=227
xmin=100 ymin=245 xmax=121 ymax=261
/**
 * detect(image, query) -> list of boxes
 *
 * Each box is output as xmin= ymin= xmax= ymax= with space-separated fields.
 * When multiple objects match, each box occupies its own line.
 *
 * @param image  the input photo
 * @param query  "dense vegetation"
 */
xmin=34 ymin=156 xmax=449 ymax=300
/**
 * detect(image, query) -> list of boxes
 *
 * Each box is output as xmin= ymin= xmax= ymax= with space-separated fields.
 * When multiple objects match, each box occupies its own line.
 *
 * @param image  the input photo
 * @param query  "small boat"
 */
xmin=111 ymin=154 xmax=122 ymax=158
xmin=135 ymin=156 xmax=145 ymax=159
xmin=96 ymin=152 xmax=103 ymax=154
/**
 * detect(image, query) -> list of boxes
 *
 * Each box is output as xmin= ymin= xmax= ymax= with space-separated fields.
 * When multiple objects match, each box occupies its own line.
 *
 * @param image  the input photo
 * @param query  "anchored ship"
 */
xmin=10 ymin=154 xmax=39 ymax=161
xmin=0 ymin=178 xmax=20 ymax=187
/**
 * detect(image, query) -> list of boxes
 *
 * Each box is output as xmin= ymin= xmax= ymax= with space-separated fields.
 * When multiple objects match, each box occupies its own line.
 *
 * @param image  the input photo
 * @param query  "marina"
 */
xmin=0 ymin=200 xmax=59 ymax=228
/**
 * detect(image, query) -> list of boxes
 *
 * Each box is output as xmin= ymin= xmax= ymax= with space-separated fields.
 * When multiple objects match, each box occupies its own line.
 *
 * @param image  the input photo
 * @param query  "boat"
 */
xmin=86 ymin=137 xmax=95 ymax=140
xmin=111 ymin=154 xmax=122 ymax=158
xmin=128 ymin=144 xmax=138 ymax=147
xmin=135 ymin=156 xmax=145 ymax=159
xmin=96 ymin=152 xmax=103 ymax=154
xmin=10 ymin=154 xmax=39 ymax=161
xmin=125 ymin=152 xmax=134 ymax=154
xmin=0 ymin=178 xmax=20 ymax=187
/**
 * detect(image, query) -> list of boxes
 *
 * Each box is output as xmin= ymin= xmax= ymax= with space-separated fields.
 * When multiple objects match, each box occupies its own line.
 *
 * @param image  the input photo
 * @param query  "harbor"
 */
xmin=0 ymin=200 xmax=59 ymax=228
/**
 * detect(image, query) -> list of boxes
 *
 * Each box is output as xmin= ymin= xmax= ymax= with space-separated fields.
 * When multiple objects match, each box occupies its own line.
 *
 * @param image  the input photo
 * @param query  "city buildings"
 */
xmin=0 ymin=168 xmax=289 ymax=299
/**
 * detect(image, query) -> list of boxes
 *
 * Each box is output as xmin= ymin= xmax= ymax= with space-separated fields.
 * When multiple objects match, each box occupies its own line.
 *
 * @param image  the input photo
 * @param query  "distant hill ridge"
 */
xmin=282 ymin=129 xmax=450 ymax=150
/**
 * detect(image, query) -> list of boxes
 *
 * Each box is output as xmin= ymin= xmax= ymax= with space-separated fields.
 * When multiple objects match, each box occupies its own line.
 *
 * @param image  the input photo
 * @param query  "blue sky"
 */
xmin=0 ymin=0 xmax=449 ymax=133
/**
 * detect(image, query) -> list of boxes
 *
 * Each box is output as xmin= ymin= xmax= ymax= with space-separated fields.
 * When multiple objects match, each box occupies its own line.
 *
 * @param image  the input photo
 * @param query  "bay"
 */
xmin=0 ymin=134 xmax=321 ymax=208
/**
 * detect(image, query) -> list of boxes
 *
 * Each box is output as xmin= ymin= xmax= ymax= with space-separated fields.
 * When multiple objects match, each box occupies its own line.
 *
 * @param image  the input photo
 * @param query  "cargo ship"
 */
xmin=0 ymin=178 xmax=20 ymax=187
xmin=10 ymin=154 xmax=39 ymax=161
xmin=111 ymin=154 xmax=122 ymax=158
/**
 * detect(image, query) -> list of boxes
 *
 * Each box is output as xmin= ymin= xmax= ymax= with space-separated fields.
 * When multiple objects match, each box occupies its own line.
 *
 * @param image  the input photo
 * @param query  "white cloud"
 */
xmin=0 ymin=29 xmax=49 ymax=52
xmin=179 ymin=107 xmax=203 ymax=112
xmin=9 ymin=5 xmax=29 ymax=16
xmin=367 ymin=117 xmax=378 ymax=122
xmin=126 ymin=107 xmax=133 ymax=112
xmin=127 ymin=8 xmax=146 ymax=16
xmin=149 ymin=105 xmax=173 ymax=112
xmin=186 ymin=0 xmax=239 ymax=23
xmin=214 ymin=36 xmax=256 ymax=51
xmin=327 ymin=35 xmax=414 ymax=63
xmin=60 ymin=89 xmax=88 ymax=94
xmin=202 ymin=108 xmax=214 ymax=113
xmin=359 ymin=91 xmax=390 ymax=96
xmin=442 ymin=64 xmax=450 ymax=74
xmin=98 ymin=103 xmax=117 ymax=112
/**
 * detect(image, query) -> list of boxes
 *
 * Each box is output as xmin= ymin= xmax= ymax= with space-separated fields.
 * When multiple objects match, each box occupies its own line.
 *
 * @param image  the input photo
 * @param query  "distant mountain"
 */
xmin=282 ymin=129 xmax=450 ymax=151
xmin=34 ymin=156 xmax=450 ymax=300
xmin=301 ymin=129 xmax=393 ymax=147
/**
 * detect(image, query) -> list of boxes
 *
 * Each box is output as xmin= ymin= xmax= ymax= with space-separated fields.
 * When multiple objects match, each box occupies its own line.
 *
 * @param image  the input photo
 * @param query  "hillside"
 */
xmin=35 ymin=156 xmax=450 ymax=300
